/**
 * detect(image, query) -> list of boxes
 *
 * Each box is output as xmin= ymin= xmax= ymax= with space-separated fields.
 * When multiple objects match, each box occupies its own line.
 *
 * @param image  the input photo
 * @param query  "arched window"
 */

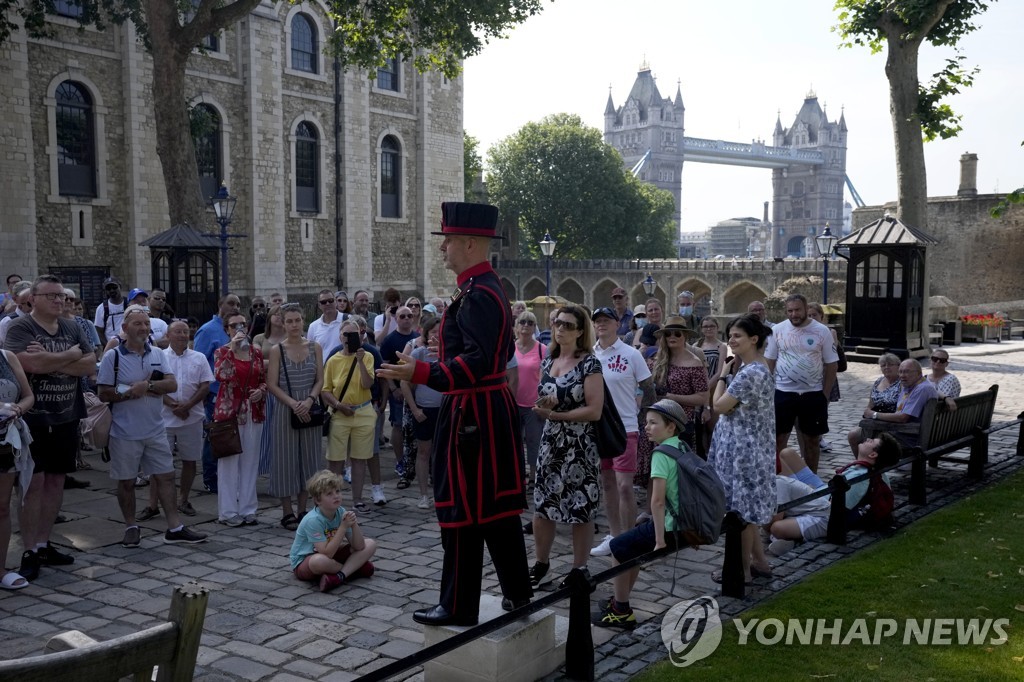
xmin=190 ymin=104 xmax=221 ymax=201
xmin=55 ymin=81 xmax=96 ymax=197
xmin=380 ymin=135 xmax=400 ymax=217
xmin=295 ymin=121 xmax=319 ymax=212
xmin=291 ymin=14 xmax=317 ymax=74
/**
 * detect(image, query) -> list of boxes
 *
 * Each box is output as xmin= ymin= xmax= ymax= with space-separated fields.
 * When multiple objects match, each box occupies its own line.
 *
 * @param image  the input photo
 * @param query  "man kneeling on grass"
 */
xmin=767 ymin=432 xmax=901 ymax=557
xmin=593 ymin=399 xmax=687 ymax=630
xmin=289 ymin=470 xmax=377 ymax=592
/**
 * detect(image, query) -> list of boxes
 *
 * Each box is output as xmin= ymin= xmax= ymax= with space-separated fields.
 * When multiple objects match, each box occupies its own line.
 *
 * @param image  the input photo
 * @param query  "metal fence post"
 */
xmin=721 ymin=512 xmax=746 ymax=598
xmin=564 ymin=567 xmax=596 ymax=681
xmin=825 ymin=475 xmax=850 ymax=545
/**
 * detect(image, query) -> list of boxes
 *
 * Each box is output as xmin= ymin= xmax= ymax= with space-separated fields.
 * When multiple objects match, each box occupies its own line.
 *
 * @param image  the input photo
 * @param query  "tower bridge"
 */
xmin=605 ymin=64 xmax=849 ymax=258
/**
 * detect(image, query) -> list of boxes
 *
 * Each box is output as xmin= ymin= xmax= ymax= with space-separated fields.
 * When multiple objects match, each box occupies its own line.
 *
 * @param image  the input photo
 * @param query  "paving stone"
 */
xmin=233 ymin=622 xmax=290 ymax=645
xmin=293 ymin=639 xmax=345 ymax=659
xmin=343 ymin=630 xmax=389 ymax=649
xmin=322 ymin=645 xmax=378 ymax=670
xmin=203 ymin=612 xmax=255 ymax=635
xmin=374 ymin=638 xmax=420 ymax=660
xmin=220 ymin=640 xmax=293 ymax=666
xmin=283 ymin=659 xmax=332 ymax=678
xmin=210 ymin=656 xmax=276 ymax=681
xmin=123 ymin=577 xmax=167 ymax=591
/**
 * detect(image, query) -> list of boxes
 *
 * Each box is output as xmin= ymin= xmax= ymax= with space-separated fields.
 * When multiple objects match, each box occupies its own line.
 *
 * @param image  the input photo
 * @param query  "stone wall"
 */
xmin=853 ymin=195 xmax=1024 ymax=306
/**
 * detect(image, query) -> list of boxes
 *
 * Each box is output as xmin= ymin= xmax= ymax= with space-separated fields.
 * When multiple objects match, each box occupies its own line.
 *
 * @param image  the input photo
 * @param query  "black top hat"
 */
xmin=431 ymin=202 xmax=504 ymax=240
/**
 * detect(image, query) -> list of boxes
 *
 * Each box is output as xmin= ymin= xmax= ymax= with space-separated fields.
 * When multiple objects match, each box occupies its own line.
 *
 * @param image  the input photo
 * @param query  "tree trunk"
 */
xmin=145 ymin=0 xmax=206 ymax=228
xmin=884 ymin=32 xmax=928 ymax=231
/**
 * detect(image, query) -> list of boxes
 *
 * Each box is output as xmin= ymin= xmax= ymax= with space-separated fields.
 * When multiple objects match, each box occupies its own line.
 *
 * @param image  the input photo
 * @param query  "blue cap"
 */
xmin=127 ymin=288 xmax=148 ymax=302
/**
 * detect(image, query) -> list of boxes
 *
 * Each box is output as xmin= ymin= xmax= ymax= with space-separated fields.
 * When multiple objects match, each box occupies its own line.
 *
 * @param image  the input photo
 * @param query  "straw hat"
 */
xmin=653 ymin=315 xmax=700 ymax=341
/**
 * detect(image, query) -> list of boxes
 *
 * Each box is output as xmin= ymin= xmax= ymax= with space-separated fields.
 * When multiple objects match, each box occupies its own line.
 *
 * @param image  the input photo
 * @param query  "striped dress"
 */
xmin=267 ymin=342 xmax=324 ymax=497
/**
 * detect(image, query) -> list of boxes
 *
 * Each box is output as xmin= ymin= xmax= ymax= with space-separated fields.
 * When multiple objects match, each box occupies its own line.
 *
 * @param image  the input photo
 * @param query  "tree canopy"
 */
xmin=464 ymin=132 xmax=485 ymax=202
xmin=486 ymin=113 xmax=676 ymax=260
xmin=834 ymin=0 xmax=990 ymax=230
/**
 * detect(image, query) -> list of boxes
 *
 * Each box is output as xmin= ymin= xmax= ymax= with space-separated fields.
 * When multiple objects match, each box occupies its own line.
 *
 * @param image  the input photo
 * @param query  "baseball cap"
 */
xmin=633 ymin=304 xmax=647 ymax=317
xmin=103 ymin=277 xmax=120 ymax=288
xmin=611 ymin=287 xmax=627 ymax=297
xmin=591 ymin=306 xmax=618 ymax=322
xmin=127 ymin=288 xmax=148 ymax=302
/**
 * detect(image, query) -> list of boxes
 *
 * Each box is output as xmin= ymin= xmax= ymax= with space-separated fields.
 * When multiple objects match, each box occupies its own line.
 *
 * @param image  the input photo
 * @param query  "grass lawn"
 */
xmin=637 ymin=468 xmax=1024 ymax=681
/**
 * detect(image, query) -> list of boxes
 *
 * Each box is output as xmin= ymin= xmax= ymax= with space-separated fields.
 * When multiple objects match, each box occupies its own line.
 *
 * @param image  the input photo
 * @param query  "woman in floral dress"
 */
xmin=708 ymin=313 xmax=776 ymax=584
xmin=530 ymin=305 xmax=604 ymax=588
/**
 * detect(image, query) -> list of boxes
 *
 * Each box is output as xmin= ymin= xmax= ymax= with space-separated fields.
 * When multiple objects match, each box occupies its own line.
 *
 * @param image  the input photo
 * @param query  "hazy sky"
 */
xmin=463 ymin=0 xmax=1022 ymax=234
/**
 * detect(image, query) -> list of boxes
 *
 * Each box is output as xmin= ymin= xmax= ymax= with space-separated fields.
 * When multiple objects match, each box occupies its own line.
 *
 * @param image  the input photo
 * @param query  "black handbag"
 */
xmin=595 ymin=379 xmax=627 ymax=460
xmin=281 ymin=343 xmax=327 ymax=430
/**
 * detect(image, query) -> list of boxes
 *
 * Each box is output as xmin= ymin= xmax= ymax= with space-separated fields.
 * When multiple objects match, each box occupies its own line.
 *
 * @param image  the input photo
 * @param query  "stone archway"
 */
xmin=786 ymin=236 xmax=806 ymax=257
xmin=523 ymin=277 xmax=546 ymax=303
xmin=591 ymin=277 xmax=621 ymax=311
xmin=557 ymin=278 xmax=585 ymax=306
xmin=630 ymin=284 xmax=668 ymax=312
xmin=722 ymin=280 xmax=768 ymax=315
xmin=500 ymin=277 xmax=516 ymax=303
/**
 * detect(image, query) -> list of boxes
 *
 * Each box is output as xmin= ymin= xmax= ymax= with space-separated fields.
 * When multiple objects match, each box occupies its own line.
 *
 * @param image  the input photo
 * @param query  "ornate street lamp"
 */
xmin=642 ymin=274 xmax=656 ymax=297
xmin=209 ymin=184 xmax=243 ymax=297
xmin=539 ymin=232 xmax=556 ymax=296
xmin=814 ymin=223 xmax=838 ymax=305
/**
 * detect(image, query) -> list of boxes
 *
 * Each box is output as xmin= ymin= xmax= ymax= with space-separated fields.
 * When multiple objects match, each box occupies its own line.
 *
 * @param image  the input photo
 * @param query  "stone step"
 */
xmin=423 ymin=595 xmax=564 ymax=682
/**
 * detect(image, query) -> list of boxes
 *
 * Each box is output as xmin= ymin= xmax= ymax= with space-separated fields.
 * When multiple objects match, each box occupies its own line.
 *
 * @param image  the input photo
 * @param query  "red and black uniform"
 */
xmin=410 ymin=260 xmax=532 ymax=619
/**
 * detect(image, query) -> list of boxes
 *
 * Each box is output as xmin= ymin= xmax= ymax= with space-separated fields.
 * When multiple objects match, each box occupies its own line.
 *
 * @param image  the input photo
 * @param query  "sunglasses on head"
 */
xmin=553 ymin=319 xmax=578 ymax=331
xmin=930 ymin=356 xmax=948 ymax=363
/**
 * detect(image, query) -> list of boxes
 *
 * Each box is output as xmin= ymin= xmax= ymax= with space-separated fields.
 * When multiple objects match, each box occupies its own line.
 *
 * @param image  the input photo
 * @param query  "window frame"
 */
xmin=294 ymin=121 xmax=320 ymax=214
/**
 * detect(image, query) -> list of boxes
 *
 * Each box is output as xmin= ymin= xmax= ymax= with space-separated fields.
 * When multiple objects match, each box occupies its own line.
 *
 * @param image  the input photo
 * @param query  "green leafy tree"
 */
xmin=2 ymin=0 xmax=546 ymax=227
xmin=464 ymin=132 xmax=484 ymax=202
xmin=486 ymin=113 xmax=676 ymax=259
xmin=834 ymin=0 xmax=990 ymax=230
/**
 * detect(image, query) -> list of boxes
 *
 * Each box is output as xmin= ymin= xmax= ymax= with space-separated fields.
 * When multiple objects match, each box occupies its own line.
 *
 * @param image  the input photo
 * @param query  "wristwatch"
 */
xmin=872 ymin=411 xmax=878 ymax=420
xmin=147 ymin=380 xmax=155 ymax=393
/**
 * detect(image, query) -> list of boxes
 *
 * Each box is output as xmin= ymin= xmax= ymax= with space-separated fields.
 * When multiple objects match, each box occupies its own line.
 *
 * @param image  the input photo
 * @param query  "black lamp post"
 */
xmin=642 ymin=274 xmax=656 ymax=297
xmin=814 ymin=223 xmax=838 ymax=305
xmin=209 ymin=184 xmax=242 ymax=296
xmin=539 ymin=232 xmax=556 ymax=297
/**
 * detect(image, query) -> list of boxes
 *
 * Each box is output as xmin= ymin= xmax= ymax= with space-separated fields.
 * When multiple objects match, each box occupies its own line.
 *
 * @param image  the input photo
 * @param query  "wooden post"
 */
xmin=157 ymin=581 xmax=209 ymax=682
xmin=909 ymin=449 xmax=928 ymax=505
xmin=825 ymin=475 xmax=849 ymax=545
xmin=967 ymin=427 xmax=988 ymax=479
xmin=1017 ymin=412 xmax=1024 ymax=457
xmin=721 ymin=512 xmax=746 ymax=599
xmin=563 ymin=567 xmax=596 ymax=681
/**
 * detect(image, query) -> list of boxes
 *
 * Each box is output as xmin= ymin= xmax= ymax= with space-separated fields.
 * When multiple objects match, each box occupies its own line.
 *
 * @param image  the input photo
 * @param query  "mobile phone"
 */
xmin=344 ymin=332 xmax=361 ymax=353
xmin=389 ymin=306 xmax=398 ymax=315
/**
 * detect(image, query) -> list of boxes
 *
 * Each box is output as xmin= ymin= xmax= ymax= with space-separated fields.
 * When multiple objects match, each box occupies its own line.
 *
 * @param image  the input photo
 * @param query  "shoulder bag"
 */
xmin=209 ymin=354 xmax=254 ymax=459
xmin=281 ymin=343 xmax=327 ymax=430
xmin=595 ymin=378 xmax=627 ymax=460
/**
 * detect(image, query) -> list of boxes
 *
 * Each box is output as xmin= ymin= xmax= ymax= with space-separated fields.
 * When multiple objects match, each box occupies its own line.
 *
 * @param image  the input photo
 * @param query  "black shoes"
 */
xmin=501 ymin=597 xmax=531 ymax=612
xmin=413 ymin=605 xmax=478 ymax=626
xmin=529 ymin=561 xmax=551 ymax=588
xmin=38 ymin=543 xmax=75 ymax=566
xmin=19 ymin=550 xmax=40 ymax=581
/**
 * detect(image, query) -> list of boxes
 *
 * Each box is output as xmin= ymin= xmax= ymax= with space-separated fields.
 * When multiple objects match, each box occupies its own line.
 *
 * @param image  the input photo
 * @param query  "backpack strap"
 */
xmin=836 ymin=459 xmax=875 ymax=475
xmin=651 ymin=443 xmax=688 ymax=523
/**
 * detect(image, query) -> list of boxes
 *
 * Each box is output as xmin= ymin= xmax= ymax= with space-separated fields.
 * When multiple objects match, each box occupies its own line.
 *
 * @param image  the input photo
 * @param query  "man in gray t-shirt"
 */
xmin=97 ymin=306 xmax=207 ymax=548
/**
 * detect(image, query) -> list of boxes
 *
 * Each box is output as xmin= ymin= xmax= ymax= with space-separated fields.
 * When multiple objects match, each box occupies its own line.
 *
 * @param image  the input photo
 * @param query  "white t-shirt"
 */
xmin=764 ymin=319 xmax=838 ymax=393
xmin=373 ymin=313 xmax=398 ymax=338
xmin=161 ymin=347 xmax=215 ymax=427
xmin=593 ymin=338 xmax=651 ymax=433
xmin=307 ymin=315 xmax=343 ymax=361
xmin=94 ymin=299 xmax=126 ymax=340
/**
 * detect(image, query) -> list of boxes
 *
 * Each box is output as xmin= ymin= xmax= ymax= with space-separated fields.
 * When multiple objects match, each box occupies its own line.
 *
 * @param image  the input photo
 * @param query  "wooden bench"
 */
xmin=0 ymin=582 xmax=208 ymax=682
xmin=1002 ymin=318 xmax=1024 ymax=341
xmin=928 ymin=323 xmax=944 ymax=347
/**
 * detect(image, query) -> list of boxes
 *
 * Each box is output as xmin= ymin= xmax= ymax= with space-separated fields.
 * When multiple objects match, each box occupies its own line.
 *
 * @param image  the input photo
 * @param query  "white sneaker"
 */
xmin=819 ymin=437 xmax=832 ymax=452
xmin=417 ymin=495 xmax=431 ymax=509
xmin=343 ymin=465 xmax=352 ymax=484
xmin=372 ymin=485 xmax=387 ymax=506
xmin=768 ymin=538 xmax=796 ymax=557
xmin=590 ymin=534 xmax=615 ymax=557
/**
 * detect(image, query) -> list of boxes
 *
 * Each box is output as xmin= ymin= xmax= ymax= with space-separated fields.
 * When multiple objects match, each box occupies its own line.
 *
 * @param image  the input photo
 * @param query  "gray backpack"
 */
xmin=654 ymin=443 xmax=727 ymax=546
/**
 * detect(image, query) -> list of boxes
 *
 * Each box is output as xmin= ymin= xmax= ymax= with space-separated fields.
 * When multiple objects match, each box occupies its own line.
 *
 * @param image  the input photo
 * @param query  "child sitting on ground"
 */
xmin=767 ymin=432 xmax=901 ymax=556
xmin=289 ymin=469 xmax=377 ymax=592
xmin=593 ymin=399 xmax=688 ymax=630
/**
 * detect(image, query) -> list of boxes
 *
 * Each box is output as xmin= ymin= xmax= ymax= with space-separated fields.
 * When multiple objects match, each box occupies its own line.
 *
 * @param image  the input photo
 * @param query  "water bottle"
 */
xmin=239 ymin=337 xmax=250 ymax=352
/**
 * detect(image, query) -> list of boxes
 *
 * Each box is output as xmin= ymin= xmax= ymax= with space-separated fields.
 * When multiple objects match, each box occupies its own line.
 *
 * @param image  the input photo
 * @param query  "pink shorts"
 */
xmin=600 ymin=431 xmax=639 ymax=474
xmin=294 ymin=545 xmax=353 ymax=582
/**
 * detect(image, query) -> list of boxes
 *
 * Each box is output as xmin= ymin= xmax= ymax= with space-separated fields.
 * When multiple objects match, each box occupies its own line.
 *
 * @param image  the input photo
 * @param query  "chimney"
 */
xmin=958 ymin=152 xmax=978 ymax=198
xmin=763 ymin=201 xmax=769 ymax=224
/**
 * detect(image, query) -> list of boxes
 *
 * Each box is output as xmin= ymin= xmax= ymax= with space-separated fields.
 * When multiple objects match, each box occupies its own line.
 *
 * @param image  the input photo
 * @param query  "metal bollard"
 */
xmin=720 ymin=512 xmax=746 ymax=598
xmin=564 ymin=567 xmax=597 ymax=681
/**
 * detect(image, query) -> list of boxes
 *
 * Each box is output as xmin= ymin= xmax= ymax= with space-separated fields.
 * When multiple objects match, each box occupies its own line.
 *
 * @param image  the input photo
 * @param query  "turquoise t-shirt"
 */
xmin=650 ymin=435 xmax=682 ymax=532
xmin=288 ymin=505 xmax=353 ymax=569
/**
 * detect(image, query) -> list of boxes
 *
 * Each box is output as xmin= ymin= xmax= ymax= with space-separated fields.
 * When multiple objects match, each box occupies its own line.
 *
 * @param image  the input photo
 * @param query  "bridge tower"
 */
xmin=771 ymin=92 xmax=847 ymax=258
xmin=604 ymin=63 xmax=686 ymax=233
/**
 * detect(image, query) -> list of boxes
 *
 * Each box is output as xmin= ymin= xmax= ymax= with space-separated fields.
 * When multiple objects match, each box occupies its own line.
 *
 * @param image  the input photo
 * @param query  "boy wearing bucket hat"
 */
xmin=593 ymin=399 xmax=688 ymax=630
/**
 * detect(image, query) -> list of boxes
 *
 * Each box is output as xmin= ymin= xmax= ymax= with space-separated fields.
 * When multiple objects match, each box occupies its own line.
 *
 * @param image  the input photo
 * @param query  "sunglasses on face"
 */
xmin=553 ymin=319 xmax=578 ymax=331
xmin=664 ymin=330 xmax=686 ymax=338
xmin=252 ymin=303 xmax=266 ymax=309
xmin=398 ymin=314 xmax=413 ymax=319
xmin=612 ymin=294 xmax=625 ymax=300
xmin=229 ymin=322 xmax=247 ymax=330
xmin=319 ymin=299 xmax=335 ymax=305
xmin=519 ymin=320 xmax=536 ymax=326
xmin=930 ymin=357 xmax=948 ymax=363
xmin=408 ymin=303 xmax=421 ymax=308
xmin=39 ymin=292 xmax=67 ymax=301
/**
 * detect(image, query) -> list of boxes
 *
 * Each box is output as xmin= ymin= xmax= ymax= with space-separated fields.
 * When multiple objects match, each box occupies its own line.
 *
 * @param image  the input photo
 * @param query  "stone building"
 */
xmin=0 ymin=0 xmax=462 ymax=313
xmin=771 ymin=93 xmax=848 ymax=257
xmin=852 ymin=153 xmax=1024 ymax=308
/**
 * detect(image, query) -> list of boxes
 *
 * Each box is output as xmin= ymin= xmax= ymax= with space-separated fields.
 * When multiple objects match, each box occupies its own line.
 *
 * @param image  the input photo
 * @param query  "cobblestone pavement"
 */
xmin=2 ymin=340 xmax=1023 ymax=681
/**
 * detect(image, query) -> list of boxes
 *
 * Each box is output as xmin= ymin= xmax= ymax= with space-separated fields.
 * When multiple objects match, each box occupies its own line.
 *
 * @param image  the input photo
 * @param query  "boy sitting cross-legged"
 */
xmin=289 ymin=469 xmax=377 ymax=592
xmin=593 ymin=399 xmax=689 ymax=630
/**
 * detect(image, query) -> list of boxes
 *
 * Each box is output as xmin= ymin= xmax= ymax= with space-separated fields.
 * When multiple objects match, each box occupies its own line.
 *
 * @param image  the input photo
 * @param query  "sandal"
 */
xmin=396 ymin=478 xmax=410 ymax=490
xmin=76 ymin=458 xmax=93 ymax=470
xmin=751 ymin=565 xmax=774 ymax=579
xmin=280 ymin=513 xmax=299 ymax=531
xmin=1 ymin=571 xmax=28 ymax=590
xmin=354 ymin=501 xmax=368 ymax=512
